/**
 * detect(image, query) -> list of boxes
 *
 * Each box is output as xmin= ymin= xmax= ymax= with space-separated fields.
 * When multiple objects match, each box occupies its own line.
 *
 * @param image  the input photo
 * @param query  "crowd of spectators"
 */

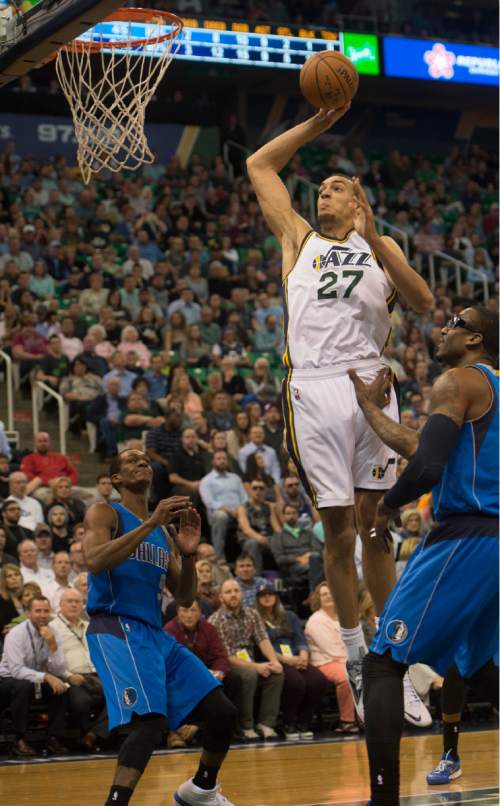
xmin=0 ymin=135 xmax=496 ymax=755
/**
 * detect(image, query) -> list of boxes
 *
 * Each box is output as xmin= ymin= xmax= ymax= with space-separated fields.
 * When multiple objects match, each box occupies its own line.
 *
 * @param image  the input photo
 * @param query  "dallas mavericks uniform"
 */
xmin=373 ymin=364 xmax=499 ymax=677
xmin=87 ymin=502 xmax=219 ymax=731
xmin=282 ymin=228 xmax=399 ymax=508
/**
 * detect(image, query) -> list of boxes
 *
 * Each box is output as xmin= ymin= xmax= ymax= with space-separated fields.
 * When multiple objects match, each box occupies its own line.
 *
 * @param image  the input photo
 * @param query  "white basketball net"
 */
xmin=55 ymin=14 xmax=182 ymax=183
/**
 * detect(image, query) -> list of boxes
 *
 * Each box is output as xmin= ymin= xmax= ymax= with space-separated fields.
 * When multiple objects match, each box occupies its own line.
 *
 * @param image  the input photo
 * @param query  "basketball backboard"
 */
xmin=0 ymin=0 xmax=122 ymax=87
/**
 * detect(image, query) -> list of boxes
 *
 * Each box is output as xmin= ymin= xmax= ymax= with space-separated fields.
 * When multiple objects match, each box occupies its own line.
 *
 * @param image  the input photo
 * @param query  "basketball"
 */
xmin=300 ymin=50 xmax=359 ymax=109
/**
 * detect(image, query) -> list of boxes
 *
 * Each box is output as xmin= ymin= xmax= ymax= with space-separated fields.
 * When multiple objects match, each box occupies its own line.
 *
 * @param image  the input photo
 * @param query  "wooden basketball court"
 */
xmin=1 ymin=729 xmax=497 ymax=806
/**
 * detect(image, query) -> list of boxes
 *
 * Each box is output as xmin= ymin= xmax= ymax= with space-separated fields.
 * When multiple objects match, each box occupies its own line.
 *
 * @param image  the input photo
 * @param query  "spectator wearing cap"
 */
xmin=200 ymin=450 xmax=247 ymax=561
xmin=236 ymin=480 xmax=281 ymax=573
xmin=20 ymin=431 xmax=78 ymax=498
xmin=7 ymin=470 xmax=43 ymax=537
xmin=238 ymin=425 xmax=281 ymax=483
xmin=255 ymin=586 xmax=329 ymax=741
xmin=33 ymin=526 xmax=54 ymax=571
xmin=58 ymin=317 xmax=84 ymax=362
xmin=0 ymin=594 xmax=69 ymax=757
xmin=271 ymin=504 xmax=324 ymax=592
xmin=34 ymin=335 xmax=70 ymax=392
xmin=2 ymin=500 xmax=34 ymax=559
xmin=18 ymin=539 xmax=54 ymax=588
xmin=209 ymin=579 xmax=283 ymax=740
xmin=234 ymin=554 xmax=266 ymax=608
xmin=21 ymin=225 xmax=44 ymax=262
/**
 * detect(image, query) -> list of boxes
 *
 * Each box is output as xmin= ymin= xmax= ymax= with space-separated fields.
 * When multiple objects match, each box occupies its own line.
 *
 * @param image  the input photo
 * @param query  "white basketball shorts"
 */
xmin=282 ymin=360 xmax=399 ymax=509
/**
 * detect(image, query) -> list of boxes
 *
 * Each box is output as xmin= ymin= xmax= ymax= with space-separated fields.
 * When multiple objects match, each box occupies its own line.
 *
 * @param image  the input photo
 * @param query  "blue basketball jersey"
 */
xmin=433 ymin=364 xmax=499 ymax=521
xmin=87 ymin=502 xmax=169 ymax=628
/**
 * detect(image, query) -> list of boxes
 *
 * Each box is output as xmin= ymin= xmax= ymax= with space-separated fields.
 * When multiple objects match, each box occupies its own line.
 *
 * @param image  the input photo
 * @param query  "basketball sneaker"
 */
xmin=346 ymin=658 xmax=365 ymax=724
xmin=426 ymin=751 xmax=462 ymax=785
xmin=403 ymin=673 xmax=432 ymax=727
xmin=173 ymin=779 xmax=235 ymax=806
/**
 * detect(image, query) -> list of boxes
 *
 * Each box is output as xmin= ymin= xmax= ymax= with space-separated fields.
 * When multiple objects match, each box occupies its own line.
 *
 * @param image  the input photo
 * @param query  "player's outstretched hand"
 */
xmin=175 ymin=508 xmax=202 ymax=556
xmin=349 ymin=176 xmax=377 ymax=244
xmin=372 ymin=499 xmax=397 ymax=553
xmin=348 ymin=368 xmax=391 ymax=410
xmin=312 ymin=103 xmax=351 ymax=133
xmin=149 ymin=496 xmax=191 ymax=527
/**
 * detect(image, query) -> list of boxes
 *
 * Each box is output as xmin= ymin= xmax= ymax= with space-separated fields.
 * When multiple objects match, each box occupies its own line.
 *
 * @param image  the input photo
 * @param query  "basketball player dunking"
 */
xmin=349 ymin=305 xmax=499 ymax=805
xmin=247 ymin=106 xmax=433 ymax=719
xmin=83 ymin=450 xmax=237 ymax=806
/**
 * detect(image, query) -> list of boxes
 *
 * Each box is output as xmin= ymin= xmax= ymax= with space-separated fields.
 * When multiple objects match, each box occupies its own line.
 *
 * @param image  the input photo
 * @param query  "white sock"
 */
xmin=340 ymin=624 xmax=367 ymax=663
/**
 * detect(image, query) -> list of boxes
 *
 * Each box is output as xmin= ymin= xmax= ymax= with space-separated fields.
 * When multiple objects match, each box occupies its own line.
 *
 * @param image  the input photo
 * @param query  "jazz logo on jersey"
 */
xmin=372 ymin=457 xmax=396 ymax=479
xmin=313 ymin=245 xmax=371 ymax=271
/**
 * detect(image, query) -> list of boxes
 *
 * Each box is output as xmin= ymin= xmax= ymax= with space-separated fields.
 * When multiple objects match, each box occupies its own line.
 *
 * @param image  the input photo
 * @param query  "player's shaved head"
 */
xmin=465 ymin=306 xmax=499 ymax=366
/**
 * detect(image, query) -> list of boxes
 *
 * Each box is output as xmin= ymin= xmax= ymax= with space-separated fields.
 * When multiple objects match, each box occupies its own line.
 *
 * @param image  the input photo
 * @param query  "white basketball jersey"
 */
xmin=283 ymin=229 xmax=396 ymax=370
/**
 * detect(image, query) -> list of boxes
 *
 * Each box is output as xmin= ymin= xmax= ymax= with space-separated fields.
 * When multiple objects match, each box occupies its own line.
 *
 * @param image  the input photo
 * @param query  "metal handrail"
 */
xmin=0 ymin=350 xmax=14 ymax=431
xmin=31 ymin=381 xmax=67 ymax=454
xmin=428 ymin=252 xmax=489 ymax=301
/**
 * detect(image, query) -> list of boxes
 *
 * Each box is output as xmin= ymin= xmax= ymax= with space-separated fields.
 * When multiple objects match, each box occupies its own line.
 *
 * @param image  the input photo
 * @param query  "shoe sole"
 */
xmin=427 ymin=769 xmax=462 ymax=785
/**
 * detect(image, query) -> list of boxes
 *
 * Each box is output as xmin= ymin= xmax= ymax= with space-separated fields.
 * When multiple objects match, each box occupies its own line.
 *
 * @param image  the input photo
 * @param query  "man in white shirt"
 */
xmin=200 ymin=450 xmax=247 ymax=560
xmin=18 ymin=539 xmax=54 ymax=587
xmin=122 ymin=244 xmax=154 ymax=279
xmin=33 ymin=525 xmax=55 ymax=571
xmin=43 ymin=552 xmax=72 ymax=613
xmin=58 ymin=316 xmax=83 ymax=361
xmin=6 ymin=471 xmax=44 ymax=531
xmin=0 ymin=595 xmax=69 ymax=756
xmin=51 ymin=589 xmax=108 ymax=749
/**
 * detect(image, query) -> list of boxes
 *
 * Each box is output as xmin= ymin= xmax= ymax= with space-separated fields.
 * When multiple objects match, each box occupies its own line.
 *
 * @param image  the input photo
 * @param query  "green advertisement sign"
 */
xmin=344 ymin=33 xmax=380 ymax=75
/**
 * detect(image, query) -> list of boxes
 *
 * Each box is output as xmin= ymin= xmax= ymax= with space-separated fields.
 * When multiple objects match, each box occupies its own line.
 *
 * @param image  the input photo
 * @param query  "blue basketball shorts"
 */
xmin=87 ymin=614 xmax=220 ymax=731
xmin=371 ymin=517 xmax=499 ymax=678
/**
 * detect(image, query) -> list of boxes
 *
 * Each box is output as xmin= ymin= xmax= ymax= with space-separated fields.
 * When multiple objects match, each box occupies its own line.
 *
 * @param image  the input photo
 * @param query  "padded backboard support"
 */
xmin=0 ymin=0 xmax=122 ymax=87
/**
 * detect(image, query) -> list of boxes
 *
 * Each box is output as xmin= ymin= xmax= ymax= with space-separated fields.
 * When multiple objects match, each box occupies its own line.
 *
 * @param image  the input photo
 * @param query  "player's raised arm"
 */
xmin=247 ymin=106 xmax=350 ymax=249
xmin=350 ymin=177 xmax=434 ymax=314
xmin=83 ymin=497 xmax=190 ymax=574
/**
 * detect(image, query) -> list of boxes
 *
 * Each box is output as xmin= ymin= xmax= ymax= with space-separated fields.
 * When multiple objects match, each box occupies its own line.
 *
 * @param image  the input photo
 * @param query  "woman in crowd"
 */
xmin=7 ymin=582 xmax=43 ymax=629
xmin=195 ymin=560 xmax=220 ymax=615
xmin=256 ymin=586 xmax=329 ymax=741
xmin=45 ymin=477 xmax=86 ymax=533
xmin=164 ymin=310 xmax=188 ymax=356
xmin=245 ymin=357 xmax=280 ymax=399
xmin=0 ymin=564 xmax=24 ymax=637
xmin=60 ymin=355 xmax=103 ymax=435
xmin=136 ymin=306 xmax=162 ymax=350
xmin=168 ymin=371 xmax=203 ymax=418
xmin=29 ymin=261 xmax=56 ymax=300
xmin=46 ymin=504 xmax=73 ymax=552
xmin=226 ymin=410 xmax=250 ymax=461
xmin=305 ymin=582 xmax=358 ymax=734
xmin=118 ymin=324 xmax=151 ymax=368
xmin=87 ymin=324 xmax=115 ymax=360
xmin=179 ymin=324 xmax=211 ymax=368
xmin=244 ymin=452 xmax=281 ymax=505
xmin=244 ymin=401 xmax=263 ymax=427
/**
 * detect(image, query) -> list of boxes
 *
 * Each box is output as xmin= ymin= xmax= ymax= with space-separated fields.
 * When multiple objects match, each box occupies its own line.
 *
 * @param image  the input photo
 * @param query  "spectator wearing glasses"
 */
xmin=237 ymin=478 xmax=281 ymax=573
xmin=279 ymin=475 xmax=318 ymax=525
xmin=2 ymin=500 xmax=34 ymax=559
xmin=33 ymin=525 xmax=54 ymax=571
xmin=200 ymin=450 xmax=247 ymax=561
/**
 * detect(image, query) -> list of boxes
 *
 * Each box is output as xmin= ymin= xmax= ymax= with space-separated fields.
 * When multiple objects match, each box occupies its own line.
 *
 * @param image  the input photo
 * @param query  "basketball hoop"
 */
xmin=55 ymin=8 xmax=183 ymax=183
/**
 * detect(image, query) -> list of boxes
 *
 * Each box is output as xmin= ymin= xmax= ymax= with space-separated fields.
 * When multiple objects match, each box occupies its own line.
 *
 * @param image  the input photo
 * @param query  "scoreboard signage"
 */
xmin=383 ymin=36 xmax=499 ymax=86
xmin=77 ymin=19 xmax=380 ymax=74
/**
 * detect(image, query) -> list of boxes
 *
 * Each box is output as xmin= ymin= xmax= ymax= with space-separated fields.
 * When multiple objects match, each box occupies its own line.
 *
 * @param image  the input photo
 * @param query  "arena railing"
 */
xmin=31 ymin=380 xmax=68 ymax=455
xmin=0 ymin=350 xmax=14 ymax=432
xmin=427 ymin=251 xmax=490 ymax=301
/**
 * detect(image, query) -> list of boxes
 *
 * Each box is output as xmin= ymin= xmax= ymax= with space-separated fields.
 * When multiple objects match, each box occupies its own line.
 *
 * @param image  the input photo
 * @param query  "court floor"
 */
xmin=1 ymin=729 xmax=497 ymax=806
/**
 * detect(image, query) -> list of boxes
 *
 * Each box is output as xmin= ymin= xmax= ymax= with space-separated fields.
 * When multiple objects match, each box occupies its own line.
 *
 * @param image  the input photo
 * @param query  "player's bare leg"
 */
xmin=321 ymin=505 xmax=366 ymax=720
xmin=355 ymin=490 xmax=396 ymax=614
